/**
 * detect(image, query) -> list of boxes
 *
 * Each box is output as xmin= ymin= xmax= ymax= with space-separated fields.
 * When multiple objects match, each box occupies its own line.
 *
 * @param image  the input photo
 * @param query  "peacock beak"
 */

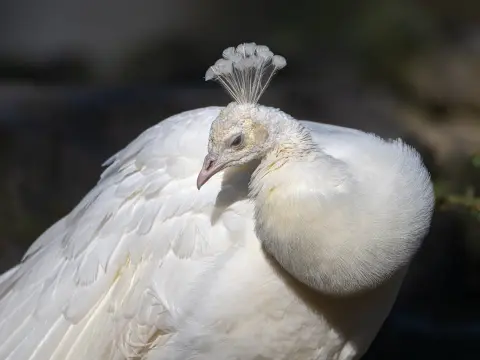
xmin=197 ymin=153 xmax=222 ymax=189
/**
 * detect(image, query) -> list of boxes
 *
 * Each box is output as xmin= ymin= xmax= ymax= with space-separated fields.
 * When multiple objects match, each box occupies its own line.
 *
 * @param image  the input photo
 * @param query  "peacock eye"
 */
xmin=229 ymin=134 xmax=243 ymax=148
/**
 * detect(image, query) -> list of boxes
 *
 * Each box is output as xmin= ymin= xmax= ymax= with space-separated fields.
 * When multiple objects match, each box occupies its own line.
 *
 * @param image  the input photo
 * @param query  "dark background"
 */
xmin=0 ymin=0 xmax=479 ymax=358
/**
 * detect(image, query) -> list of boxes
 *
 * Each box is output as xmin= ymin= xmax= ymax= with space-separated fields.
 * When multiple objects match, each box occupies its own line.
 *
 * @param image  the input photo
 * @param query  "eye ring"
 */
xmin=230 ymin=134 xmax=243 ymax=148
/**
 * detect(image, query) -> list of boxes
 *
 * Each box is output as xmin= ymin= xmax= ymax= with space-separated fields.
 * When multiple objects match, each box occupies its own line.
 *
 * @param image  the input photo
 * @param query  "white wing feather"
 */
xmin=0 ymin=106 xmax=239 ymax=360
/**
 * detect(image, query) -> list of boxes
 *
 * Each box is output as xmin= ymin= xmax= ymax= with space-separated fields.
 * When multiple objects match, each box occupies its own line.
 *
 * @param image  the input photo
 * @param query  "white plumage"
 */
xmin=0 ymin=43 xmax=434 ymax=360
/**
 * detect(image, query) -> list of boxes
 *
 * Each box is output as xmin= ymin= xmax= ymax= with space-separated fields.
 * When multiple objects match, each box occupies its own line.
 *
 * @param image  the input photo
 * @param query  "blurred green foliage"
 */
xmin=436 ymin=154 xmax=480 ymax=221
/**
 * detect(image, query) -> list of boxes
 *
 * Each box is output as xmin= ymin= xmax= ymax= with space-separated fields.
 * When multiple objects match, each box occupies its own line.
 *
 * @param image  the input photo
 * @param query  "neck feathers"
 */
xmin=249 ymin=114 xmax=318 ymax=195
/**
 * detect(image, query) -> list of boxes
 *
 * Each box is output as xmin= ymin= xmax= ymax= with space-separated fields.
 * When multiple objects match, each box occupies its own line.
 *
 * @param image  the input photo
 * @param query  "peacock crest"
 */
xmin=205 ymin=42 xmax=287 ymax=105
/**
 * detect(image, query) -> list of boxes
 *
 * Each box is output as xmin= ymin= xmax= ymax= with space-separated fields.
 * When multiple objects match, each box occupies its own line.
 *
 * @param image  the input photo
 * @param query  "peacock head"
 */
xmin=197 ymin=43 xmax=287 ymax=189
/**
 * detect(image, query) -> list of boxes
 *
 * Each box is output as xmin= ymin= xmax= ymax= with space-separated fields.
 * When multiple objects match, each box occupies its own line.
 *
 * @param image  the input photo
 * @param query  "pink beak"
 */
xmin=196 ymin=154 xmax=221 ymax=189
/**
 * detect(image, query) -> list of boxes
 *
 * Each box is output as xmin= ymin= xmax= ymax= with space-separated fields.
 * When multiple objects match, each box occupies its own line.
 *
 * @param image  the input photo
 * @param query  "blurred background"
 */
xmin=0 ymin=0 xmax=479 ymax=358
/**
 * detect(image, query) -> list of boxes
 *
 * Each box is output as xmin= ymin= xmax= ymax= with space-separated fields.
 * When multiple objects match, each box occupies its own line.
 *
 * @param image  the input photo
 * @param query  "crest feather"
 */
xmin=205 ymin=42 xmax=286 ymax=104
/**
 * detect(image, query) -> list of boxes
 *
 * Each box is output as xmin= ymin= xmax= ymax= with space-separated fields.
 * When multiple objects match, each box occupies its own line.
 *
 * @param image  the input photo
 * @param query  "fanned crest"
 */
xmin=205 ymin=42 xmax=287 ymax=104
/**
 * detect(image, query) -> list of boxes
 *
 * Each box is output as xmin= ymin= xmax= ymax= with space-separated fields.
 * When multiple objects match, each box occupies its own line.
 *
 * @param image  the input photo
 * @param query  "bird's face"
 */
xmin=197 ymin=103 xmax=270 ymax=189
